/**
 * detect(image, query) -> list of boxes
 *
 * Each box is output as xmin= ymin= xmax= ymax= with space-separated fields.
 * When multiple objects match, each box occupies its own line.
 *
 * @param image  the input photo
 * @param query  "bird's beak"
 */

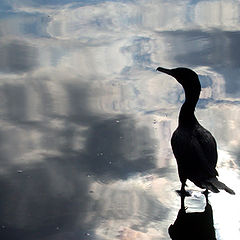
xmin=156 ymin=67 xmax=173 ymax=76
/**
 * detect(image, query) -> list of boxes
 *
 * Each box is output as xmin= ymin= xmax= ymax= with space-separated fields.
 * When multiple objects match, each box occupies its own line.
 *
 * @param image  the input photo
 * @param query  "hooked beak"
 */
xmin=156 ymin=67 xmax=174 ymax=76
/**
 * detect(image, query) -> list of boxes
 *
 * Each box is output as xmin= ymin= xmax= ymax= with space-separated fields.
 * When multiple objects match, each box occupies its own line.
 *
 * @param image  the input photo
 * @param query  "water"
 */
xmin=0 ymin=0 xmax=240 ymax=239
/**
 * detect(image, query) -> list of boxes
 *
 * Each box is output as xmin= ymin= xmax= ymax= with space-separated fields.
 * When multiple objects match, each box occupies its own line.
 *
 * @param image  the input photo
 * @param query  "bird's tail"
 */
xmin=202 ymin=177 xmax=235 ymax=195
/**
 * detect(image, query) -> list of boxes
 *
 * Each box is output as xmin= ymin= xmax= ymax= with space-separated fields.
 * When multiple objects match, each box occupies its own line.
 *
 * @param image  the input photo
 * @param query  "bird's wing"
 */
xmin=171 ymin=126 xmax=218 ymax=183
xmin=193 ymin=126 xmax=218 ymax=170
xmin=189 ymin=134 xmax=218 ymax=180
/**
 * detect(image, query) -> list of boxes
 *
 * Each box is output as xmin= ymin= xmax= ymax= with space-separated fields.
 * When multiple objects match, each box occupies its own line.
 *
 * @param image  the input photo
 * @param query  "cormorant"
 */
xmin=156 ymin=67 xmax=235 ymax=195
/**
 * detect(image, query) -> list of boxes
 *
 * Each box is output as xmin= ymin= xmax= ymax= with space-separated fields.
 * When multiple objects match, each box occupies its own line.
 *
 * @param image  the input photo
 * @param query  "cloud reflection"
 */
xmin=0 ymin=0 xmax=240 ymax=239
xmin=0 ymin=40 xmax=38 ymax=73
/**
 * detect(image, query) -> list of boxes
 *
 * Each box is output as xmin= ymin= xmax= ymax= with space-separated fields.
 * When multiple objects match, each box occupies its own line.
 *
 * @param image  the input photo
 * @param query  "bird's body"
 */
xmin=171 ymin=119 xmax=219 ymax=192
xmin=156 ymin=67 xmax=235 ymax=195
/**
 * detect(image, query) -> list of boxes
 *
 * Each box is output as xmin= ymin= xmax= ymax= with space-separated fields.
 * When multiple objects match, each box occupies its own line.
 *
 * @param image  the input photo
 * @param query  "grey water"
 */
xmin=0 ymin=0 xmax=240 ymax=239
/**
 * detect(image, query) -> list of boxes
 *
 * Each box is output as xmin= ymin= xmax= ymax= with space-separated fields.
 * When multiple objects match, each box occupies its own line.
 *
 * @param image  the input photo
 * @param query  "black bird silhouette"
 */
xmin=169 ymin=191 xmax=216 ymax=240
xmin=156 ymin=67 xmax=235 ymax=195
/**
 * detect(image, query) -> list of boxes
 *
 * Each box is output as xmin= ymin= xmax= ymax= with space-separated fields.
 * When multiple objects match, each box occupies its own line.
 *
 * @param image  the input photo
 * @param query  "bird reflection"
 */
xmin=169 ymin=191 xmax=216 ymax=240
xmin=156 ymin=67 xmax=235 ymax=196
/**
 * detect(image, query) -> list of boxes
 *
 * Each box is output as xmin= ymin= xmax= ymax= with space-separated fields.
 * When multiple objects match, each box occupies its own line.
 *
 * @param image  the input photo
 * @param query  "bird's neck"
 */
xmin=179 ymin=89 xmax=200 ymax=127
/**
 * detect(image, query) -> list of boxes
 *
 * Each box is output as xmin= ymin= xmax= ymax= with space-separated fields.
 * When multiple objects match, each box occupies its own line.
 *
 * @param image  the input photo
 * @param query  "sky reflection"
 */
xmin=0 ymin=0 xmax=240 ymax=239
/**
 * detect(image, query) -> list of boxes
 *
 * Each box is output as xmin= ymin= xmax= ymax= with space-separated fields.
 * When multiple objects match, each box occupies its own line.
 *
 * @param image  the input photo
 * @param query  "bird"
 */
xmin=156 ymin=67 xmax=235 ymax=195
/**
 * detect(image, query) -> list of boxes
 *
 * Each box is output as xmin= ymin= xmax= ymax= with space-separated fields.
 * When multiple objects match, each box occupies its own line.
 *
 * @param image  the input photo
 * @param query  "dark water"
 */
xmin=0 ymin=0 xmax=240 ymax=239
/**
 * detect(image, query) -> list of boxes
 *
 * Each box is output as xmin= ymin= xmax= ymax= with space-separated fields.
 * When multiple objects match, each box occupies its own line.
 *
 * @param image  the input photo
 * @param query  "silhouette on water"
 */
xmin=156 ymin=67 xmax=235 ymax=195
xmin=169 ymin=191 xmax=216 ymax=240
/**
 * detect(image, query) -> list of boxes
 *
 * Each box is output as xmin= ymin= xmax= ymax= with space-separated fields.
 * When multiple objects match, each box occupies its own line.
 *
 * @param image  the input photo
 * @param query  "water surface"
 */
xmin=0 ymin=0 xmax=240 ymax=239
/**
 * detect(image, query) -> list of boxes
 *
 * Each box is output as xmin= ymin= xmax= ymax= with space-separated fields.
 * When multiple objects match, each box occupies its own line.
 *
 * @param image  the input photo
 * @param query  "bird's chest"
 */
xmin=171 ymin=127 xmax=197 ymax=161
xmin=171 ymin=127 xmax=193 ymax=146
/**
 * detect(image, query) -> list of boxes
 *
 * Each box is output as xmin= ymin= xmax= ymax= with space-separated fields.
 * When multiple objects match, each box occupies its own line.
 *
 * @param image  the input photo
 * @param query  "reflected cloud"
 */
xmin=0 ymin=39 xmax=38 ymax=73
xmin=1 ymin=0 xmax=240 ymax=239
xmin=81 ymin=116 xmax=157 ymax=180
xmin=91 ymin=174 xmax=171 ymax=239
xmin=0 ymin=112 xmax=163 ymax=239
xmin=43 ymin=0 xmax=240 ymax=41
xmin=0 ymin=159 xmax=93 ymax=240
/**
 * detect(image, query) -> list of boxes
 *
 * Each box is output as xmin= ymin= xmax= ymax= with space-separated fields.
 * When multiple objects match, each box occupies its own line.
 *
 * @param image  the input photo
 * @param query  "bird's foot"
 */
xmin=201 ymin=189 xmax=209 ymax=196
xmin=176 ymin=189 xmax=191 ymax=197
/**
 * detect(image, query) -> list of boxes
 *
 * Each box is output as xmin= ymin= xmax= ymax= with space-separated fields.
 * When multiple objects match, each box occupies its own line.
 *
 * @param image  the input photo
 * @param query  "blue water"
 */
xmin=0 ymin=0 xmax=240 ymax=239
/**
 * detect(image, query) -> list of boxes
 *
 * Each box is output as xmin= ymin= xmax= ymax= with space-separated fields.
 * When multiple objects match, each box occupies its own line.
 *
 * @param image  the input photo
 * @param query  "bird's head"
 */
xmin=156 ymin=67 xmax=200 ymax=91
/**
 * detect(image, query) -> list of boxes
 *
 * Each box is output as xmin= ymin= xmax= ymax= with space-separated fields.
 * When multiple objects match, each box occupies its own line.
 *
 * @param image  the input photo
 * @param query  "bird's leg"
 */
xmin=202 ymin=189 xmax=209 ymax=204
xmin=176 ymin=181 xmax=191 ymax=196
